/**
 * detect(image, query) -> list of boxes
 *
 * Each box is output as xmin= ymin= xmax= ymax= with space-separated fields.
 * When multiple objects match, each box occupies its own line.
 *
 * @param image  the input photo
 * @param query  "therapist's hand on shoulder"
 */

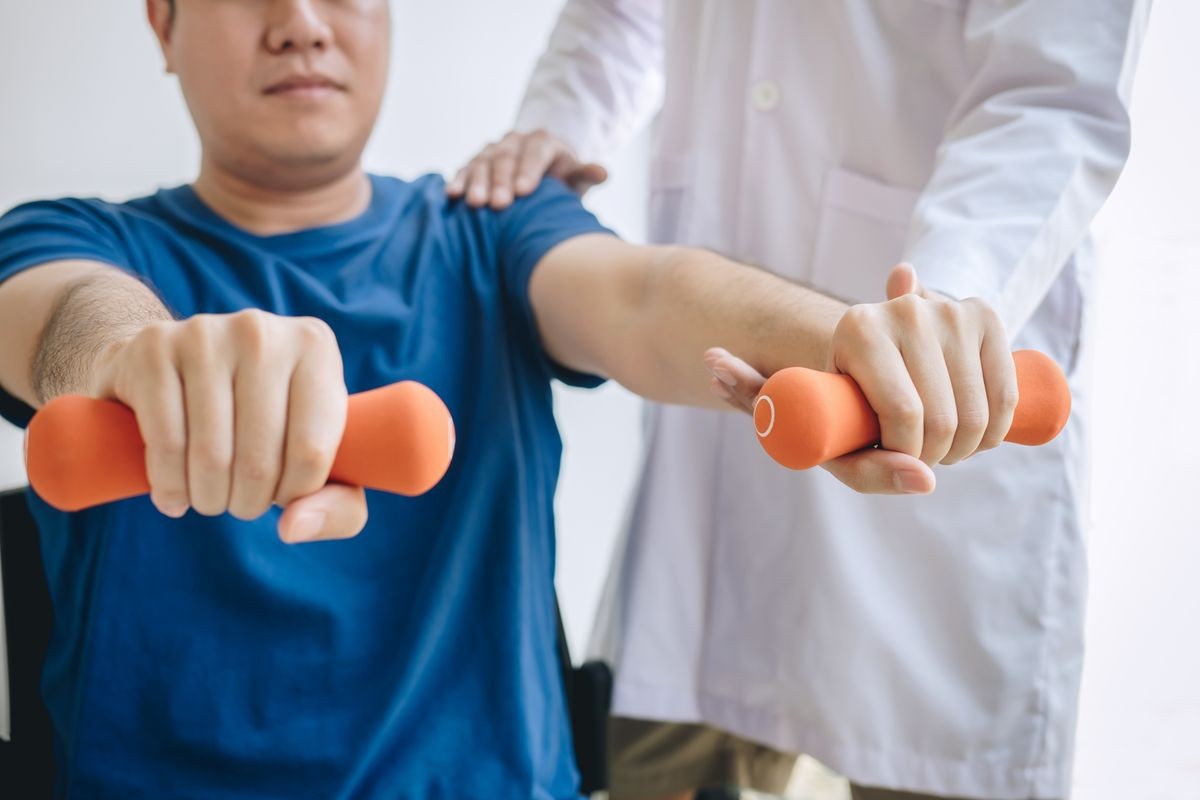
xmin=90 ymin=310 xmax=366 ymax=543
xmin=447 ymin=129 xmax=607 ymax=209
xmin=707 ymin=263 xmax=1018 ymax=495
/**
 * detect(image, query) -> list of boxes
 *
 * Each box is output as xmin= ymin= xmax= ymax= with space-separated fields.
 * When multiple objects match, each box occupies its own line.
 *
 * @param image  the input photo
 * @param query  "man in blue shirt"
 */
xmin=0 ymin=1 xmax=1019 ymax=797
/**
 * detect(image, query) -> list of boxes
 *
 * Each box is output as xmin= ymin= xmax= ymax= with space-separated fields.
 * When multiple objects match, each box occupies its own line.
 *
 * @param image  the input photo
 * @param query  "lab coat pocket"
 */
xmin=648 ymin=153 xmax=693 ymax=245
xmin=810 ymin=167 xmax=921 ymax=304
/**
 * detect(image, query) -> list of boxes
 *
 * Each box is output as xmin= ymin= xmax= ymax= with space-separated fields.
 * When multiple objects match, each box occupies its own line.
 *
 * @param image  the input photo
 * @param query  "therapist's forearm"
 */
xmin=625 ymin=247 xmax=846 ymax=406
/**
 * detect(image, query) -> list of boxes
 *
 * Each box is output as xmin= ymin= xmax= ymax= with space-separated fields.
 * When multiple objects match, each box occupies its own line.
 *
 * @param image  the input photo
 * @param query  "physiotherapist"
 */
xmin=451 ymin=1 xmax=1150 ymax=799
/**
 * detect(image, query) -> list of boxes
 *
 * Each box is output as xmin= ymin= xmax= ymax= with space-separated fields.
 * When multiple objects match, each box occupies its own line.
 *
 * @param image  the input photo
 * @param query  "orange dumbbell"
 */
xmin=753 ymin=349 xmax=1071 ymax=470
xmin=25 ymin=381 xmax=456 ymax=512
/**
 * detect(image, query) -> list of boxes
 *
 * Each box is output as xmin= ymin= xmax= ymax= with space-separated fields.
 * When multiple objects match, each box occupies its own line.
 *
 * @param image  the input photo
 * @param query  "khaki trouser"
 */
xmin=608 ymin=716 xmax=1057 ymax=800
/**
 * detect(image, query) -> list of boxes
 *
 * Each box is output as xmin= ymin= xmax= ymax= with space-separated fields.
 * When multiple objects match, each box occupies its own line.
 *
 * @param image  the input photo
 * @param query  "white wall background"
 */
xmin=0 ymin=2 xmax=1196 ymax=797
xmin=1073 ymin=1 xmax=1200 ymax=794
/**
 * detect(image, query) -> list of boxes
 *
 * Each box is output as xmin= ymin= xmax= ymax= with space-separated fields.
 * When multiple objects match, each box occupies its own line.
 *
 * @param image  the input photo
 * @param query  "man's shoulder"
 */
xmin=1 ymin=195 xmax=118 ymax=228
xmin=372 ymin=172 xmax=582 ymax=220
xmin=0 ymin=188 xmax=182 ymax=239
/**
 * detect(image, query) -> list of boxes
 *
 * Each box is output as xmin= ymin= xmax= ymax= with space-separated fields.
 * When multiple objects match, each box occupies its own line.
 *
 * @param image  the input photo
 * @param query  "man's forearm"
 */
xmin=32 ymin=270 xmax=172 ymax=403
xmin=627 ymin=247 xmax=846 ymax=406
xmin=0 ymin=263 xmax=171 ymax=407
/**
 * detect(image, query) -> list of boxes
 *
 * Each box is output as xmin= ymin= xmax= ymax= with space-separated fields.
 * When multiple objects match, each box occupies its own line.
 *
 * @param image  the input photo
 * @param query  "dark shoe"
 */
xmin=695 ymin=787 xmax=742 ymax=800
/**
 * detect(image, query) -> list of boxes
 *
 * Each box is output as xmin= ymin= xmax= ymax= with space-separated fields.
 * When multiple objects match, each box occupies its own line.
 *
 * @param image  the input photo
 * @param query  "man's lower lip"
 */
xmin=266 ymin=86 xmax=340 ymax=98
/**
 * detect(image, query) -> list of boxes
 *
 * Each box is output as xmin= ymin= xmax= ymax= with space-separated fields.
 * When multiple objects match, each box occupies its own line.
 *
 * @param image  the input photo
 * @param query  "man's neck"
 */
xmin=192 ymin=158 xmax=372 ymax=236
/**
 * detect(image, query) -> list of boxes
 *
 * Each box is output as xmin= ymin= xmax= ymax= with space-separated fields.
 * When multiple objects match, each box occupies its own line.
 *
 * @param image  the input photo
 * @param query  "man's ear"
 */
xmin=146 ymin=0 xmax=176 ymax=73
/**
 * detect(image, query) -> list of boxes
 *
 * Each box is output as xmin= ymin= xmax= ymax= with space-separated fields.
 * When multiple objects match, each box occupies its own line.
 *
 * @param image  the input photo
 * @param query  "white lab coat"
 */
xmin=517 ymin=2 xmax=1147 ymax=798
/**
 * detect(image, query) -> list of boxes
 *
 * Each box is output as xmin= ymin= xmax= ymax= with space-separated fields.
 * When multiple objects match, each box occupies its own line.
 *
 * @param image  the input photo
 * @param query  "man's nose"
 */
xmin=264 ymin=0 xmax=333 ymax=54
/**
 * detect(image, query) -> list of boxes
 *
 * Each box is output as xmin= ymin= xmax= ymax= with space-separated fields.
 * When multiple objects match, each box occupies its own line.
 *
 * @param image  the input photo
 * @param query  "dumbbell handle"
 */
xmin=753 ymin=349 xmax=1070 ymax=470
xmin=25 ymin=381 xmax=456 ymax=512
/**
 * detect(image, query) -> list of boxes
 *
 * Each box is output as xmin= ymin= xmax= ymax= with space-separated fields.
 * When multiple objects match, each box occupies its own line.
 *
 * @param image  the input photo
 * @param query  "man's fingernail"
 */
xmin=161 ymin=504 xmax=188 ymax=519
xmin=893 ymin=472 xmax=927 ymax=494
xmin=285 ymin=511 xmax=326 ymax=543
xmin=709 ymin=366 xmax=737 ymax=387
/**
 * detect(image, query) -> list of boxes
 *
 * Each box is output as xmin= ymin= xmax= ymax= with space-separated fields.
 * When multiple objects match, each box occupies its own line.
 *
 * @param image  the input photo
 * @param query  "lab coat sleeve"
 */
xmin=514 ymin=0 xmax=665 ymax=163
xmin=903 ymin=0 xmax=1150 ymax=335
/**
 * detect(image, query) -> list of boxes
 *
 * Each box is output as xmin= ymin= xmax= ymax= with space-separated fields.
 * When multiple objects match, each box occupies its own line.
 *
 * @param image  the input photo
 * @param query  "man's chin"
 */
xmin=250 ymin=139 xmax=363 ymax=183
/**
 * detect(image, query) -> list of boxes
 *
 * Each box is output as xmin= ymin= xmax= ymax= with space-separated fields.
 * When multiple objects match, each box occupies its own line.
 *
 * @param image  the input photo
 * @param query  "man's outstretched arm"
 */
xmin=0 ymin=261 xmax=171 ymax=407
xmin=529 ymin=235 xmax=1018 ymax=494
xmin=0 ymin=261 xmax=364 ymax=542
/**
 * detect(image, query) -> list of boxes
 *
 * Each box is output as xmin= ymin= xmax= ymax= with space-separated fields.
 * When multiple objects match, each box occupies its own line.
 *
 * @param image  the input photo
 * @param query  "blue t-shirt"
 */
xmin=0 ymin=175 xmax=611 ymax=799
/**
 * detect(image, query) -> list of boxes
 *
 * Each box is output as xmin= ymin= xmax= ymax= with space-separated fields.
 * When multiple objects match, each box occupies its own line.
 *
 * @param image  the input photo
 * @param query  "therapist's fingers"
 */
xmin=277 ymin=483 xmax=369 ymax=543
xmin=450 ymin=130 xmax=607 ymax=207
xmin=703 ymin=347 xmax=765 ymax=413
xmin=488 ymin=147 xmax=519 ymax=209
xmin=464 ymin=153 xmax=493 ymax=208
xmin=822 ymin=448 xmax=936 ymax=495
xmin=514 ymin=133 xmax=563 ymax=196
xmin=446 ymin=166 xmax=468 ymax=198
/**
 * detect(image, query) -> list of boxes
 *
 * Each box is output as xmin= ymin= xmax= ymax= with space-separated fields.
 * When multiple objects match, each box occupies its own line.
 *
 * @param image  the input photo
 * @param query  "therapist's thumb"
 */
xmin=277 ymin=483 xmax=369 ymax=544
xmin=561 ymin=162 xmax=608 ymax=195
xmin=886 ymin=262 xmax=925 ymax=301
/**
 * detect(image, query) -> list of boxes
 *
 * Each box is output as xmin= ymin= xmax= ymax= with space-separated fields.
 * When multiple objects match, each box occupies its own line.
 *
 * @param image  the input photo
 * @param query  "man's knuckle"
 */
xmin=137 ymin=320 xmax=174 ymax=354
xmin=180 ymin=315 xmax=220 ymax=360
xmin=231 ymin=309 xmax=273 ymax=354
xmin=295 ymin=316 xmax=334 ymax=347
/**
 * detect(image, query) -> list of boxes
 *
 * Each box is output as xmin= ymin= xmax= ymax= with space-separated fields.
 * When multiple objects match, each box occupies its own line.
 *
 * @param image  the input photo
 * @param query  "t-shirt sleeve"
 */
xmin=0 ymin=198 xmax=134 ymax=428
xmin=492 ymin=177 xmax=617 ymax=388
xmin=0 ymin=198 xmax=133 ymax=284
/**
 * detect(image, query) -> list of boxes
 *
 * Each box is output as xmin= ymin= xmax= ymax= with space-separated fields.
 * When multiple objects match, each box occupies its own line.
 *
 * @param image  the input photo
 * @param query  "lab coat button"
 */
xmin=751 ymin=80 xmax=780 ymax=111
